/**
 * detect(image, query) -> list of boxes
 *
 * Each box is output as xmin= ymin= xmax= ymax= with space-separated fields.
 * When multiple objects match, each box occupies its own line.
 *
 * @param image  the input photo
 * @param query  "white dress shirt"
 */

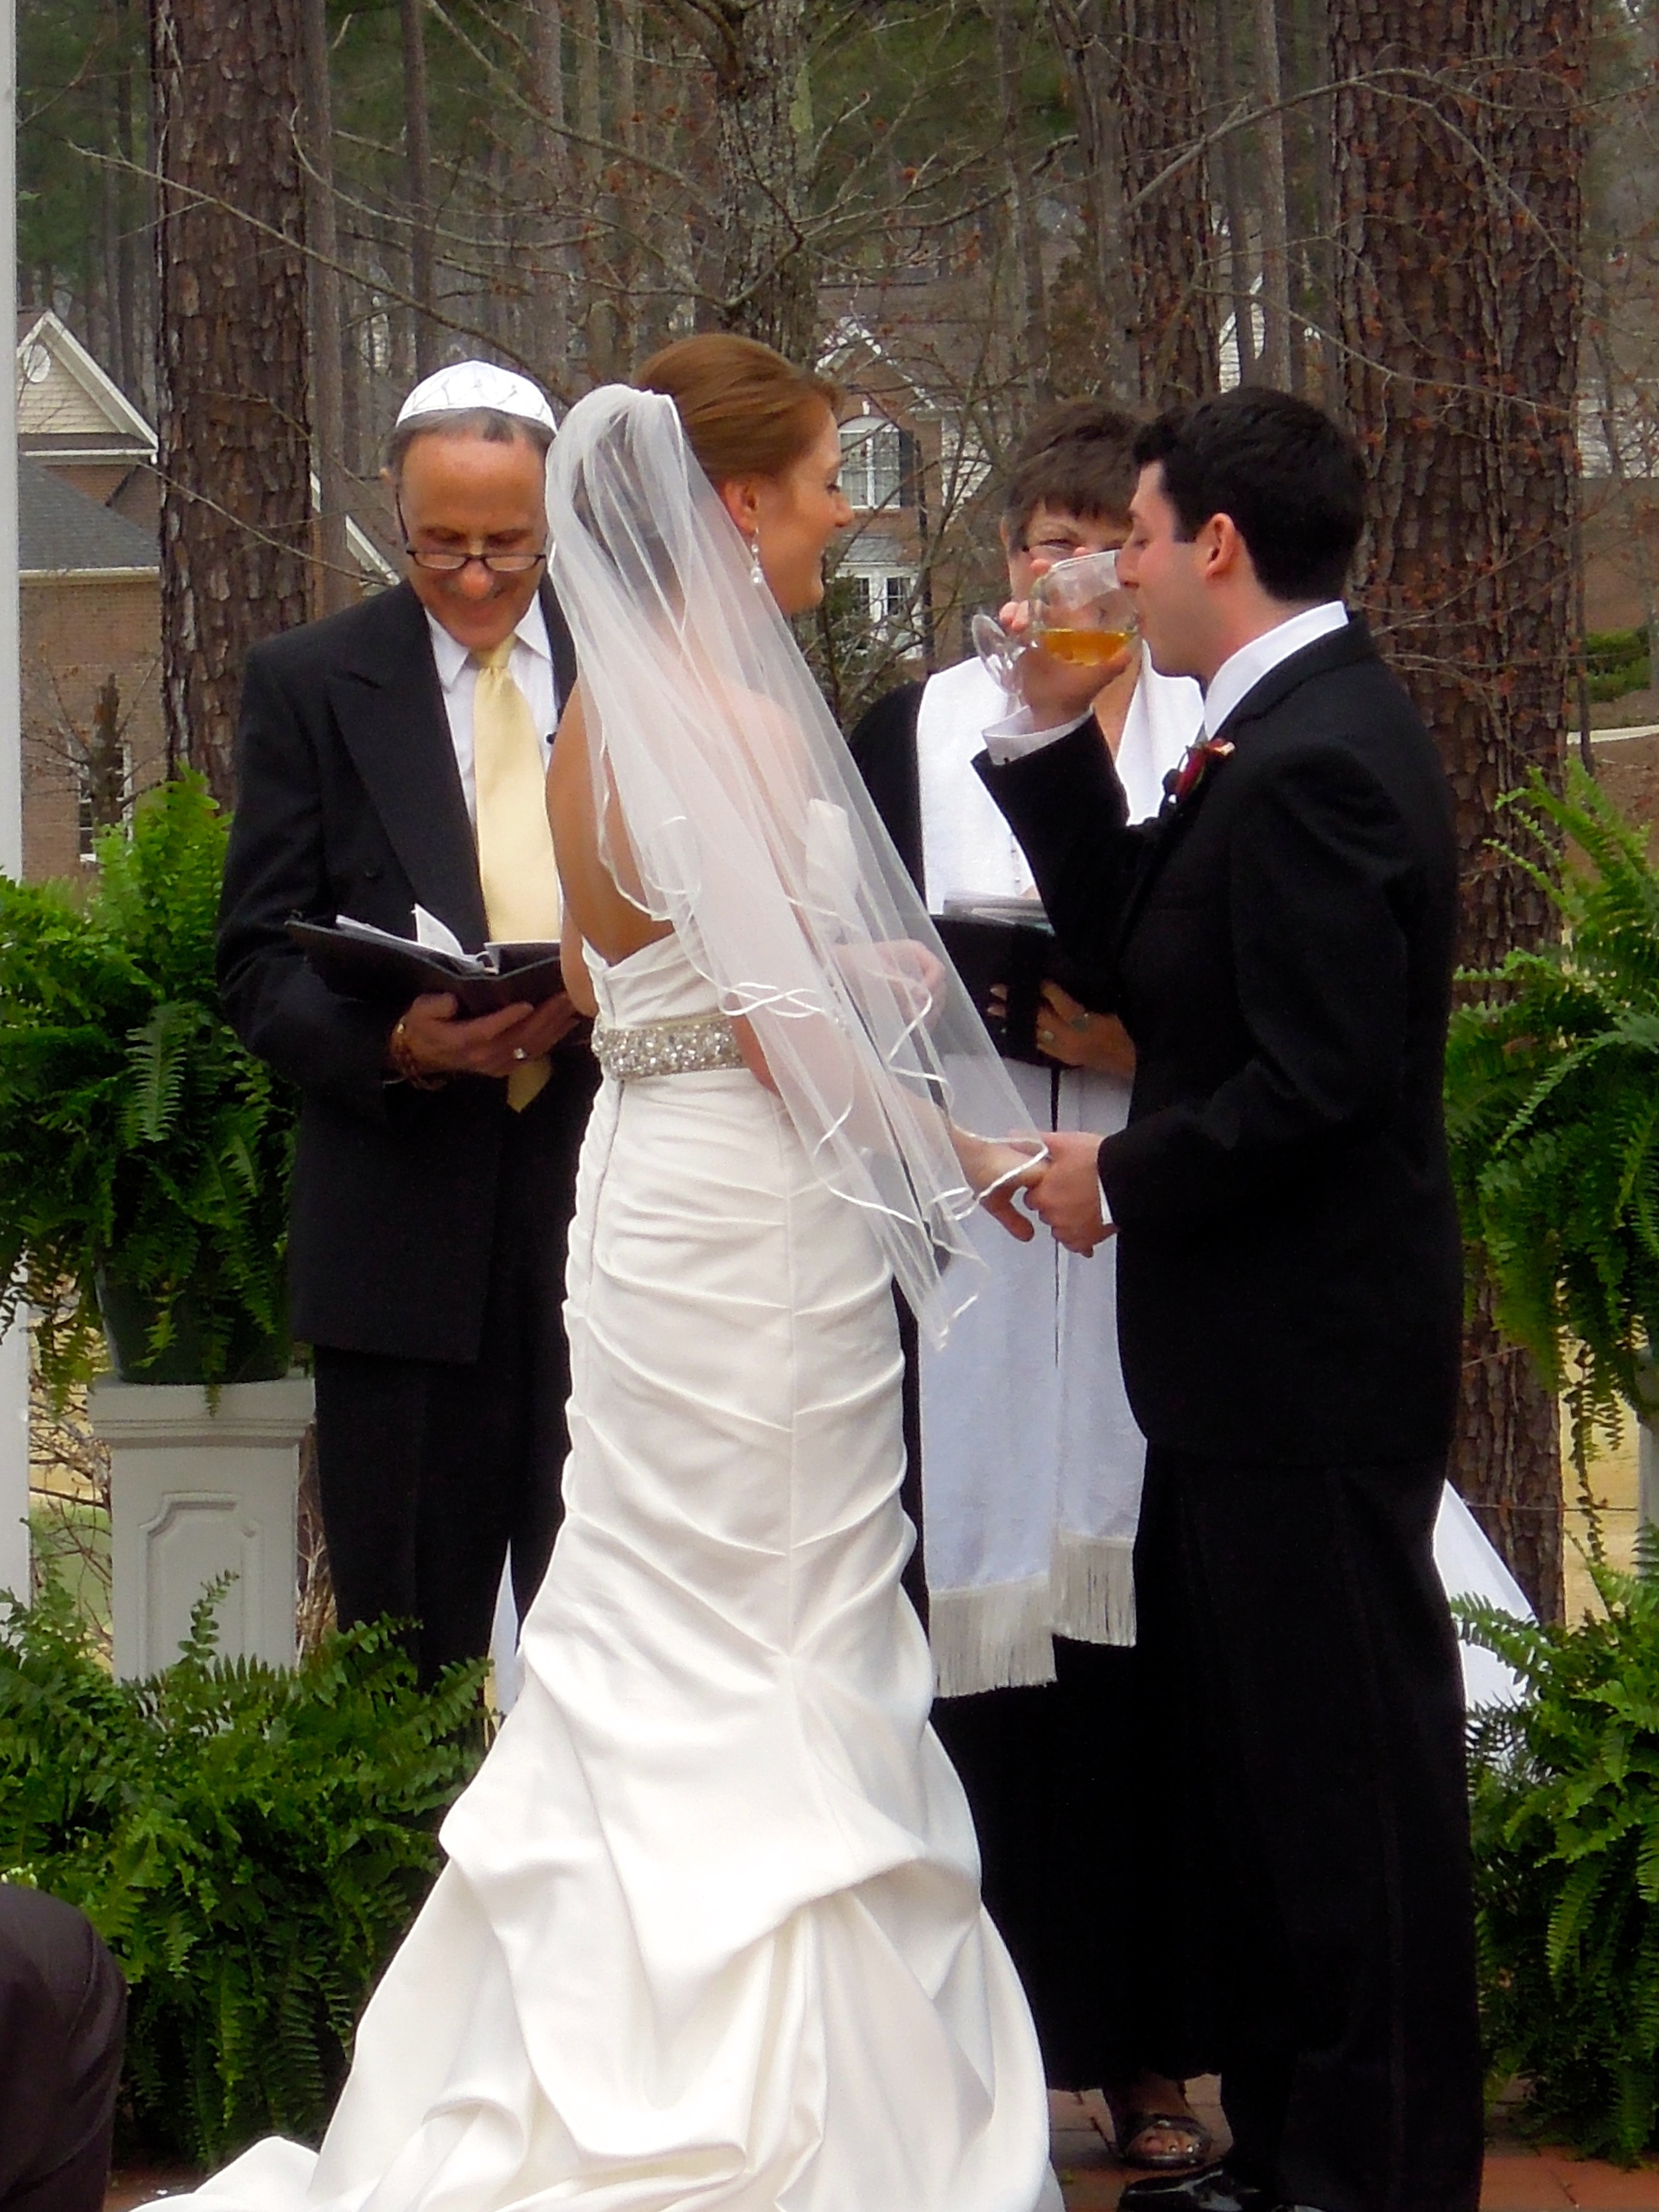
xmin=426 ymin=597 xmax=558 ymax=824
xmin=1198 ymin=600 xmax=1348 ymax=737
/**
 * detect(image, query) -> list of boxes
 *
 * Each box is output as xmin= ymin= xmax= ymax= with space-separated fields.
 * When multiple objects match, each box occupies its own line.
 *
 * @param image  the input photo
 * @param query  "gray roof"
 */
xmin=19 ymin=456 xmax=157 ymax=575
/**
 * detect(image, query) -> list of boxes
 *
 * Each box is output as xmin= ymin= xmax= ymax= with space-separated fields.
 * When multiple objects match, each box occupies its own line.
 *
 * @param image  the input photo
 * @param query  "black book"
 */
xmin=287 ymin=919 xmax=565 ymax=1017
xmin=935 ymin=899 xmax=1113 ymax=1068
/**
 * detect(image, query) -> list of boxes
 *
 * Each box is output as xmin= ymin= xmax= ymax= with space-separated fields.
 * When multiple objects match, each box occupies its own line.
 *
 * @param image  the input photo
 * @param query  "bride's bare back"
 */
xmin=546 ymin=683 xmax=673 ymax=996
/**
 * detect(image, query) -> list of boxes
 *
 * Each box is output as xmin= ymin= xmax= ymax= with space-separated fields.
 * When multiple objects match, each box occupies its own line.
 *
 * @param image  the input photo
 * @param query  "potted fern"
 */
xmin=0 ymin=773 xmax=296 ymax=1396
xmin=1444 ymin=764 xmax=1659 ymax=1457
xmin=1461 ymin=1546 xmax=1659 ymax=2163
xmin=1447 ymin=769 xmax=1659 ymax=2159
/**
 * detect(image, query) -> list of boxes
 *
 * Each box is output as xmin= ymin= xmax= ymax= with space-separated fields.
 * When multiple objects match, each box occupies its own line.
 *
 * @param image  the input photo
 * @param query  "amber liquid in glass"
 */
xmin=1036 ymin=625 xmax=1134 ymax=668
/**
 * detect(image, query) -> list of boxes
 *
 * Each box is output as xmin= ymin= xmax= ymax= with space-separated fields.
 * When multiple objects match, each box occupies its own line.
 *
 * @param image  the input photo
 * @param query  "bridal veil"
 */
xmin=545 ymin=386 xmax=1044 ymax=1346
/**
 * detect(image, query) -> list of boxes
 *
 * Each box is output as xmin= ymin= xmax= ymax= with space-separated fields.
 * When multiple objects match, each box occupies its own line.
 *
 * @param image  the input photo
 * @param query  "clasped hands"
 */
xmin=392 ymin=990 xmax=585 ymax=1081
xmin=979 ymin=1129 xmax=1115 ymax=1257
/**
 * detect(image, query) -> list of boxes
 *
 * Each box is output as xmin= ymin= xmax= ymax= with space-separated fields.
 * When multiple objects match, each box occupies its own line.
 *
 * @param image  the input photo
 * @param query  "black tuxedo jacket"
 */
xmin=217 ymin=577 xmax=595 ymax=1364
xmin=977 ymin=617 xmax=1463 ymax=1464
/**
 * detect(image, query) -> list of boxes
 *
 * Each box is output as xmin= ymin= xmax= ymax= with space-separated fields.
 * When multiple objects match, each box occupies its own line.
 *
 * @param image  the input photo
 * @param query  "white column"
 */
xmin=0 ymin=0 xmax=29 ymax=1605
xmin=0 ymin=1325 xmax=25 ymax=1602
xmin=92 ymin=1378 xmax=315 ymax=1678
xmin=0 ymin=0 xmax=19 ymax=875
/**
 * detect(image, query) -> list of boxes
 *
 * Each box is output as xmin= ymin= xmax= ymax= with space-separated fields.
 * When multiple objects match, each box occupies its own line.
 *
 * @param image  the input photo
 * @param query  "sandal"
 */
xmin=1103 ymin=2094 xmax=1214 ymax=2174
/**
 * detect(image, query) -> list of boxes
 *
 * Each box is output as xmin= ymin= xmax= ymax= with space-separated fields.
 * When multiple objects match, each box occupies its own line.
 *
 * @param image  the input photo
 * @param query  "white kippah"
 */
xmin=396 ymin=360 xmax=557 ymax=432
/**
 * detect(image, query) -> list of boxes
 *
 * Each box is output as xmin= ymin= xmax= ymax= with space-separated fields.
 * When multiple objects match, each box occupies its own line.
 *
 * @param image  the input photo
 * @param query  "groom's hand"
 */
xmin=999 ymin=600 xmax=1131 ymax=729
xmin=1026 ymin=1129 xmax=1117 ymax=1255
xmin=979 ymin=1178 xmax=1037 ymax=1243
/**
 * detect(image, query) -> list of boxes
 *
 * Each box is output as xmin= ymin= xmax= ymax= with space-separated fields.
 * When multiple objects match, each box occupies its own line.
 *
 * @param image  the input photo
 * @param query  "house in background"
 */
xmin=15 ymin=309 xmax=395 ymax=883
xmin=820 ymin=311 xmax=998 ymax=714
xmin=19 ymin=452 xmax=165 ymax=880
xmin=17 ymin=310 xmax=165 ymax=880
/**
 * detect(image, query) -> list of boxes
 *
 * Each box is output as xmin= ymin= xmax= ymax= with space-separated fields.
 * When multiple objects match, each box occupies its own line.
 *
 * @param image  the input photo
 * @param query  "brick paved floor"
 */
xmin=1048 ymin=2084 xmax=1659 ymax=2212
xmin=105 ymin=2092 xmax=1659 ymax=2212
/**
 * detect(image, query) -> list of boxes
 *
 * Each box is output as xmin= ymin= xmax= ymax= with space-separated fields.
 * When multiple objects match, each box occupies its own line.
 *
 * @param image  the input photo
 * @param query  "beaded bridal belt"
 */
xmin=592 ymin=1011 xmax=746 ymax=1082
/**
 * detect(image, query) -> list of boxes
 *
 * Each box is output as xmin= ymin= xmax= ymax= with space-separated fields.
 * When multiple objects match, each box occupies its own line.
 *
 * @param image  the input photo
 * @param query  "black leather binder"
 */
xmin=934 ymin=901 xmax=1113 ymax=1067
xmin=287 ymin=919 xmax=565 ymax=1017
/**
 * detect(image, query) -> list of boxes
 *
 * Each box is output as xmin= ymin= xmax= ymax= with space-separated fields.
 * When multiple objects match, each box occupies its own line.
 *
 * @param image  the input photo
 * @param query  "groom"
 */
xmin=977 ymin=390 xmax=1482 ymax=2212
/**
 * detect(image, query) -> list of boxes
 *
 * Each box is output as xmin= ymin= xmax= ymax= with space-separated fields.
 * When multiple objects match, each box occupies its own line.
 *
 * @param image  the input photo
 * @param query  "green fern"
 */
xmin=1463 ymin=1530 xmax=1659 ymax=2161
xmin=1445 ymin=765 xmax=1659 ymax=1455
xmin=0 ymin=1584 xmax=487 ymax=2163
xmin=0 ymin=774 xmax=295 ymax=1396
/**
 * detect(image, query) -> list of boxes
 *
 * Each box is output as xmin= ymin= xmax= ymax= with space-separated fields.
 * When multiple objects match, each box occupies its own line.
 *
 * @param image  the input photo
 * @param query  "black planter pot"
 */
xmin=96 ymin=1270 xmax=292 ymax=1387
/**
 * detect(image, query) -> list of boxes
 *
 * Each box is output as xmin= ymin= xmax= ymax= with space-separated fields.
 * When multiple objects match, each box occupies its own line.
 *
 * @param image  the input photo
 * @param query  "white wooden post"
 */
xmin=92 ymin=1378 xmax=314 ymax=1677
xmin=1638 ymin=1359 xmax=1659 ymax=1544
xmin=0 ymin=0 xmax=30 ymax=1606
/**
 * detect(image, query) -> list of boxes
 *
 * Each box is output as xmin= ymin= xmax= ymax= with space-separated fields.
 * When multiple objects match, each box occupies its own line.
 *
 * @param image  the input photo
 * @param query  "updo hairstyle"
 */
xmin=634 ymin=334 xmax=839 ymax=488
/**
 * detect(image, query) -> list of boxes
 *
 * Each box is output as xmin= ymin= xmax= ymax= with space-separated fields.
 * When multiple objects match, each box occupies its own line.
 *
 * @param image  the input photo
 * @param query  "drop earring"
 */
xmin=749 ymin=531 xmax=764 ymax=589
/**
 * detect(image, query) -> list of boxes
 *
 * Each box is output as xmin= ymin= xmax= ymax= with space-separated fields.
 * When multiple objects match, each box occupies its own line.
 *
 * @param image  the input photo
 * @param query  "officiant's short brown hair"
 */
xmin=1001 ymin=401 xmax=1141 ymax=547
xmin=636 ymin=336 xmax=839 ymax=489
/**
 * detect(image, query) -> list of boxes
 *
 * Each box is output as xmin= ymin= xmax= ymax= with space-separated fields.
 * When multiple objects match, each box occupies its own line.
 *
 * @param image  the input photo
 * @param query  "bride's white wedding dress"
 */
xmin=192 ymin=928 xmax=1058 ymax=2212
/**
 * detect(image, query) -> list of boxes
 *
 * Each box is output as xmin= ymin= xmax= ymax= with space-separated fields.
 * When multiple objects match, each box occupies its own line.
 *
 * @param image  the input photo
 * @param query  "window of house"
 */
xmin=845 ymin=568 xmax=918 ymax=640
xmin=839 ymin=419 xmax=914 ymax=512
xmin=78 ymin=739 xmax=131 ymax=863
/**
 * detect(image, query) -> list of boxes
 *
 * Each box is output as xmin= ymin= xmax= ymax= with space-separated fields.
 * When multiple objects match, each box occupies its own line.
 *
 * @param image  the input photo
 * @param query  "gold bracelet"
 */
xmin=388 ymin=1017 xmax=448 ymax=1091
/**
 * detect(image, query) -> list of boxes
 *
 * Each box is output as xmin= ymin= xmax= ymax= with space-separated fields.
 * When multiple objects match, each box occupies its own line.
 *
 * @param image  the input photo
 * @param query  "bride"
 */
xmin=188 ymin=334 xmax=1062 ymax=2212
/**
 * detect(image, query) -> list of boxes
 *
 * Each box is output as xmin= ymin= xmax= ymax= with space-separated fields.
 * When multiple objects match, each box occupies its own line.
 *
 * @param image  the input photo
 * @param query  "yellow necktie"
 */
xmin=472 ymin=638 xmax=561 ymax=1110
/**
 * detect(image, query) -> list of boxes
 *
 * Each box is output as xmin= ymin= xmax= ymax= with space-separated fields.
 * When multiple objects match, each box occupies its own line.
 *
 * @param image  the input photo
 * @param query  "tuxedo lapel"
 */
xmin=1112 ymin=620 xmax=1379 ymax=956
xmin=1112 ymin=769 xmax=1219 ymax=956
xmin=326 ymin=583 xmax=490 ymax=948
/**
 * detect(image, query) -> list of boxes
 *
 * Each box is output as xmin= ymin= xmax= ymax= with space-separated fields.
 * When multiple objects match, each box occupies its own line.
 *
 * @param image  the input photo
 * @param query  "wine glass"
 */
xmin=972 ymin=549 xmax=1137 ymax=690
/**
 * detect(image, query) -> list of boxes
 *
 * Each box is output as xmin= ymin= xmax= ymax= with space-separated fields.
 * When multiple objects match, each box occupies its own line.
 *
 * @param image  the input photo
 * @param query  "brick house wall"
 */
xmin=21 ymin=573 xmax=166 ymax=882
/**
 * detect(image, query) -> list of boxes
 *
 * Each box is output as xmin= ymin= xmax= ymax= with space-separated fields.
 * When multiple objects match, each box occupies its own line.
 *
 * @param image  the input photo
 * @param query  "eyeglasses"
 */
xmin=396 ymin=499 xmax=547 ymax=575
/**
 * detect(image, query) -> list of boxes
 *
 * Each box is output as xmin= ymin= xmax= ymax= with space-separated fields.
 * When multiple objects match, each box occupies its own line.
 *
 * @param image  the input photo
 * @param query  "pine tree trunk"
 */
xmin=530 ymin=0 xmax=570 ymax=381
xmin=300 ymin=0 xmax=354 ymax=617
xmin=113 ymin=0 xmax=143 ymax=401
xmin=1046 ymin=0 xmax=1139 ymax=400
xmin=1330 ymin=0 xmax=1589 ymax=1618
xmin=668 ymin=0 xmax=815 ymax=360
xmin=1116 ymin=0 xmax=1219 ymax=404
xmin=1252 ymin=0 xmax=1293 ymax=387
xmin=401 ymin=0 xmax=439 ymax=376
xmin=150 ymin=0 xmax=313 ymax=806
xmin=984 ymin=0 xmax=1051 ymax=408
xmin=1216 ymin=0 xmax=1258 ymax=384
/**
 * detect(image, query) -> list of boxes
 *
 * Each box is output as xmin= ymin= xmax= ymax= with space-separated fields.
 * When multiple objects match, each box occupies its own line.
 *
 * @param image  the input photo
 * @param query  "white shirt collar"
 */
xmin=426 ymin=593 xmax=553 ymax=694
xmin=1202 ymin=601 xmax=1348 ymax=737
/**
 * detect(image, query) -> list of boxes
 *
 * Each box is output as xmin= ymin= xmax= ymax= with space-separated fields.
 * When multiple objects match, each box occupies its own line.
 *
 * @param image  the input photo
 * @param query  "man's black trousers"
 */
xmin=313 ymin=1067 xmax=594 ymax=1684
xmin=1133 ymin=1446 xmax=1484 ymax=2212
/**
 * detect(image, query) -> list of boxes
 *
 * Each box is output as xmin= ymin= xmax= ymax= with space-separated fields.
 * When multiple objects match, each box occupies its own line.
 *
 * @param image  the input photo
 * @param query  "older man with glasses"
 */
xmin=218 ymin=362 xmax=598 ymax=1684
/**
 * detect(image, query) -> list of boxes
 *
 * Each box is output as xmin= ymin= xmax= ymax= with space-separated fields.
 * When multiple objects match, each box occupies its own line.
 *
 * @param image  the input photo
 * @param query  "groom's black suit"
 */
xmin=218 ymin=579 xmax=599 ymax=1677
xmin=977 ymin=617 xmax=1482 ymax=2212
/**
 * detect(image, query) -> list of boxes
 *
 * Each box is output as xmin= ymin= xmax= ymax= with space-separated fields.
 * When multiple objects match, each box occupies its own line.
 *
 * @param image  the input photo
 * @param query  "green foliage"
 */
xmin=1585 ymin=627 xmax=1652 ymax=704
xmin=1443 ymin=767 xmax=1659 ymax=1453
xmin=0 ymin=774 xmax=297 ymax=1396
xmin=1463 ymin=1539 xmax=1659 ymax=2163
xmin=19 ymin=0 xmax=145 ymax=315
xmin=0 ymin=1582 xmax=487 ymax=2164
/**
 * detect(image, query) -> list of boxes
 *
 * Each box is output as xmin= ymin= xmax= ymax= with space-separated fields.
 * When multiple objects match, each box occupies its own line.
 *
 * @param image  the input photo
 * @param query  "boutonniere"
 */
xmin=1164 ymin=737 xmax=1235 ymax=808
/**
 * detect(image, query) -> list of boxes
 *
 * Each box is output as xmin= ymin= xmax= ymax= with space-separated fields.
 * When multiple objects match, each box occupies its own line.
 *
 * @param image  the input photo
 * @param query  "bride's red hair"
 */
xmin=634 ymin=334 xmax=839 ymax=488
